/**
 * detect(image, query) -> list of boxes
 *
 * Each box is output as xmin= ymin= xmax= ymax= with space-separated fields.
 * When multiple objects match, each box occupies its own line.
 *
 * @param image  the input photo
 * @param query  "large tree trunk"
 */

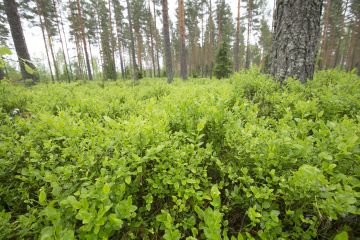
xmin=270 ymin=0 xmax=323 ymax=83
xmin=178 ymin=0 xmax=187 ymax=80
xmin=161 ymin=0 xmax=173 ymax=83
xmin=4 ymin=0 xmax=37 ymax=82
xmin=126 ymin=0 xmax=139 ymax=81
xmin=76 ymin=0 xmax=93 ymax=80
xmin=234 ymin=0 xmax=241 ymax=72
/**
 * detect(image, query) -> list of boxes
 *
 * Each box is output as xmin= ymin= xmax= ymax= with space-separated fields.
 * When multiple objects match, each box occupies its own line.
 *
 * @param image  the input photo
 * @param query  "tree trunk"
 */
xmin=126 ymin=0 xmax=139 ymax=81
xmin=113 ymin=0 xmax=125 ymax=79
xmin=53 ymin=0 xmax=70 ymax=82
xmin=153 ymin=0 xmax=161 ymax=77
xmin=234 ymin=0 xmax=241 ymax=71
xmin=178 ymin=0 xmax=187 ymax=80
xmin=161 ymin=0 xmax=173 ymax=83
xmin=57 ymin=0 xmax=73 ymax=80
xmin=270 ymin=0 xmax=323 ymax=83
xmin=346 ymin=20 xmax=360 ymax=71
xmin=37 ymin=11 xmax=54 ymax=83
xmin=4 ymin=0 xmax=37 ymax=82
xmin=319 ymin=0 xmax=331 ymax=69
xmin=76 ymin=0 xmax=93 ymax=80
xmin=209 ymin=0 xmax=214 ymax=79
xmin=148 ymin=0 xmax=156 ymax=78
xmin=245 ymin=0 xmax=252 ymax=69
xmin=0 ymin=67 xmax=5 ymax=80
xmin=217 ymin=3 xmax=222 ymax=48
xmin=333 ymin=0 xmax=349 ymax=68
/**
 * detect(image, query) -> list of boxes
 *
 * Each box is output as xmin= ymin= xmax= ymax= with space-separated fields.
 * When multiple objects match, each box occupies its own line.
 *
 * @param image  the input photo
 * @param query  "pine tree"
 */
xmin=126 ymin=0 xmax=139 ymax=80
xmin=4 ymin=0 xmax=38 ymax=82
xmin=214 ymin=41 xmax=232 ymax=79
xmin=270 ymin=0 xmax=323 ymax=83
xmin=161 ymin=0 xmax=173 ymax=83
xmin=76 ymin=0 xmax=93 ymax=80
xmin=178 ymin=0 xmax=187 ymax=80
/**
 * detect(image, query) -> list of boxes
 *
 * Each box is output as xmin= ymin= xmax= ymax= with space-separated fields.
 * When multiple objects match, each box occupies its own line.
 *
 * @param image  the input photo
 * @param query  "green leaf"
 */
xmin=334 ymin=231 xmax=348 ymax=240
xmin=109 ymin=213 xmax=123 ymax=228
xmin=103 ymin=183 xmax=110 ymax=195
xmin=24 ymin=62 xmax=35 ymax=75
xmin=40 ymin=226 xmax=54 ymax=240
xmin=0 ymin=47 xmax=11 ymax=55
xmin=39 ymin=188 xmax=47 ymax=206
xmin=125 ymin=176 xmax=132 ymax=185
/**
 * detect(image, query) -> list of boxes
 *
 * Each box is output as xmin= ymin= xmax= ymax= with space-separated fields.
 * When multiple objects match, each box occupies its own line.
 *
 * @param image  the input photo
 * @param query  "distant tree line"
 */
xmin=0 ymin=0 xmax=359 ymax=84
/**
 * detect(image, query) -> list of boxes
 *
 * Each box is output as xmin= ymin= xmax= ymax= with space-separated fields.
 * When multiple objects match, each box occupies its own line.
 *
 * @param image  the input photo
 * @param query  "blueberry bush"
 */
xmin=0 ymin=69 xmax=359 ymax=239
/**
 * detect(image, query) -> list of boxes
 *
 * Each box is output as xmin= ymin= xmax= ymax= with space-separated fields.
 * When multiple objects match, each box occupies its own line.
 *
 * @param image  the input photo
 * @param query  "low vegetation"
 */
xmin=0 ymin=69 xmax=359 ymax=239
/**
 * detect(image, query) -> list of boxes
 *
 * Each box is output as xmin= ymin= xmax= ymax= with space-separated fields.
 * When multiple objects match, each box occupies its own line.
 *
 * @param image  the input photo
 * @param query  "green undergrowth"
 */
xmin=0 ymin=69 xmax=359 ymax=239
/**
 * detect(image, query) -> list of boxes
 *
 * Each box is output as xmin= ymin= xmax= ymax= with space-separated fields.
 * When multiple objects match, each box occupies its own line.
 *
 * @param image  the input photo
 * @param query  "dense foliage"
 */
xmin=0 ymin=69 xmax=359 ymax=239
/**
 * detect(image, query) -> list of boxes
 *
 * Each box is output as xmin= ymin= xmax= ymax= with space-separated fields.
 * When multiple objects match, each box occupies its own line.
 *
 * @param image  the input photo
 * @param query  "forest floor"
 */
xmin=0 ymin=69 xmax=359 ymax=239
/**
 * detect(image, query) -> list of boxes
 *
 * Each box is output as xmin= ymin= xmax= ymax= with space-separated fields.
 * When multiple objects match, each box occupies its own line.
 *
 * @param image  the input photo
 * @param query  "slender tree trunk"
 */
xmin=37 ymin=12 xmax=54 ymax=83
xmin=76 ymin=0 xmax=93 ymax=80
xmin=319 ymin=0 xmax=331 ymax=69
xmin=334 ymin=0 xmax=349 ymax=68
xmin=75 ymin=36 xmax=84 ymax=79
xmin=245 ymin=0 xmax=252 ymax=69
xmin=178 ymin=0 xmax=187 ymax=80
xmin=346 ymin=20 xmax=360 ymax=71
xmin=126 ymin=0 xmax=139 ymax=81
xmin=326 ymin=23 xmax=336 ymax=68
xmin=217 ymin=4 xmax=222 ymax=48
xmin=153 ymin=0 xmax=161 ymax=77
xmin=270 ymin=0 xmax=323 ymax=83
xmin=52 ymin=0 xmax=70 ymax=82
xmin=4 ymin=0 xmax=37 ymax=82
xmin=57 ymin=0 xmax=73 ymax=80
xmin=0 ymin=66 xmax=5 ymax=80
xmin=148 ymin=0 xmax=156 ymax=78
xmin=108 ymin=0 xmax=117 ymax=79
xmin=209 ymin=0 xmax=214 ymax=79
xmin=44 ymin=22 xmax=60 ymax=81
xmin=113 ymin=0 xmax=125 ymax=79
xmin=161 ymin=0 xmax=173 ymax=83
xmin=234 ymin=0 xmax=241 ymax=72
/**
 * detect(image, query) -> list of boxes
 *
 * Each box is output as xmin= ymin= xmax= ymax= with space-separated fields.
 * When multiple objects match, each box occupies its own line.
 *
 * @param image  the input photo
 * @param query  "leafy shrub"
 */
xmin=0 ymin=70 xmax=359 ymax=239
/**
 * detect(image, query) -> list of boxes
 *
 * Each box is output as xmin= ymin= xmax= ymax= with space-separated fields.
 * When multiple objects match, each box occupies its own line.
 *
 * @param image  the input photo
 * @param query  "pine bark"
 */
xmin=270 ymin=0 xmax=323 ymax=83
xmin=4 ymin=0 xmax=37 ymax=82
xmin=178 ymin=0 xmax=187 ymax=80
xmin=161 ymin=0 xmax=173 ymax=83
